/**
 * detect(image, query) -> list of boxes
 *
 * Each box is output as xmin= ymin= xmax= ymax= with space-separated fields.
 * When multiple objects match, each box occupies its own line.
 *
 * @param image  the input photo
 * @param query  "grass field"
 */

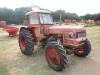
xmin=0 ymin=26 xmax=100 ymax=75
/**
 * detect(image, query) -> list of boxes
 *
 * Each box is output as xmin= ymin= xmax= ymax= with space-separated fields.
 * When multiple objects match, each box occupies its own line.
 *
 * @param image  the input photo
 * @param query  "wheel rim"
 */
xmin=46 ymin=48 xmax=61 ymax=65
xmin=19 ymin=37 xmax=26 ymax=49
xmin=75 ymin=46 xmax=85 ymax=54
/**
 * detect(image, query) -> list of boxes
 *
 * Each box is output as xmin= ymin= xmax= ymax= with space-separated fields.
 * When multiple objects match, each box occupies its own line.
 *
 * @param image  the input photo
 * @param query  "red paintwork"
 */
xmin=26 ymin=25 xmax=86 ymax=47
xmin=19 ymin=37 xmax=26 ymax=49
xmin=0 ymin=21 xmax=6 ymax=28
xmin=0 ymin=21 xmax=18 ymax=36
xmin=23 ymin=9 xmax=87 ymax=48
xmin=64 ymin=20 xmax=79 ymax=24
xmin=47 ymin=25 xmax=85 ymax=34
xmin=46 ymin=47 xmax=61 ymax=65
xmin=46 ymin=25 xmax=86 ymax=46
xmin=4 ymin=27 xmax=18 ymax=36
xmin=96 ymin=21 xmax=100 ymax=25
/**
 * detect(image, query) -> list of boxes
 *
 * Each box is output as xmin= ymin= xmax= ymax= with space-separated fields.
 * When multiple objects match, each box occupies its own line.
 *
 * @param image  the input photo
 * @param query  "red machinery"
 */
xmin=95 ymin=21 xmax=100 ymax=25
xmin=0 ymin=21 xmax=18 ymax=36
xmin=4 ymin=26 xmax=18 ymax=36
xmin=64 ymin=20 xmax=79 ymax=24
xmin=18 ymin=7 xmax=91 ymax=71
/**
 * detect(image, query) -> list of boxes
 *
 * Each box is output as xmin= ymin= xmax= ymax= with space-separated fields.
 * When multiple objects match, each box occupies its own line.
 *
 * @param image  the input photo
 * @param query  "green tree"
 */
xmin=52 ymin=10 xmax=80 ymax=22
xmin=14 ymin=7 xmax=31 ymax=24
xmin=0 ymin=8 xmax=14 ymax=24
xmin=0 ymin=7 xmax=31 ymax=24
xmin=52 ymin=10 xmax=66 ymax=21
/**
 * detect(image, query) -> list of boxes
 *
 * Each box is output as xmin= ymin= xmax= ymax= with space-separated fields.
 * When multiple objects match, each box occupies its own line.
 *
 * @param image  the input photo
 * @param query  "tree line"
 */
xmin=0 ymin=7 xmax=100 ymax=24
xmin=0 ymin=7 xmax=31 ymax=24
xmin=80 ymin=14 xmax=100 ymax=21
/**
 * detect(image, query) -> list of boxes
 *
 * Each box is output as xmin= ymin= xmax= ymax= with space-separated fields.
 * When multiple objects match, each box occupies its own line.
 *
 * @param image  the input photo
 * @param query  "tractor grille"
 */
xmin=77 ymin=32 xmax=86 ymax=38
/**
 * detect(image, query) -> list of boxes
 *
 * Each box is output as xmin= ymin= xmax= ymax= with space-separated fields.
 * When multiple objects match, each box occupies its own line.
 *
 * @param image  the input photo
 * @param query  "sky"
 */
xmin=0 ymin=0 xmax=100 ymax=16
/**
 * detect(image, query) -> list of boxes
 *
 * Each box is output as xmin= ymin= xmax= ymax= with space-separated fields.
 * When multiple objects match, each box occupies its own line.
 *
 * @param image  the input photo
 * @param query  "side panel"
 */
xmin=63 ymin=34 xmax=87 ymax=47
xmin=30 ymin=25 xmax=45 ymax=40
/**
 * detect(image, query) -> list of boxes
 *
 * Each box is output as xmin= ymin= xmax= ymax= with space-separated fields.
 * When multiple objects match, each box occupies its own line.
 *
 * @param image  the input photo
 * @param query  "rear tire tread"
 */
xmin=19 ymin=28 xmax=34 ymax=55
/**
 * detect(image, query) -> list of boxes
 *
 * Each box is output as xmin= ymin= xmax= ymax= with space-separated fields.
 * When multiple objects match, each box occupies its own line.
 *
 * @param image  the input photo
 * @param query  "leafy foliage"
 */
xmin=0 ymin=7 xmax=100 ymax=24
xmin=80 ymin=13 xmax=100 ymax=21
xmin=0 ymin=7 xmax=31 ymax=24
xmin=52 ymin=10 xmax=80 ymax=22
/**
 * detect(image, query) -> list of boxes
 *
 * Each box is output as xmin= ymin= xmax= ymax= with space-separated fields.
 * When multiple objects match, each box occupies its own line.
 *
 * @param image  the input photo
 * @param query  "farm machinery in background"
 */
xmin=64 ymin=20 xmax=79 ymax=24
xmin=0 ymin=21 xmax=18 ymax=36
xmin=95 ymin=20 xmax=100 ymax=25
xmin=18 ymin=6 xmax=91 ymax=71
xmin=80 ymin=19 xmax=100 ymax=27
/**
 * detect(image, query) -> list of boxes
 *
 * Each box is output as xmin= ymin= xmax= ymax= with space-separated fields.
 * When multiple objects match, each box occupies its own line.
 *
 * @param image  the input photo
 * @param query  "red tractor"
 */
xmin=18 ymin=7 xmax=91 ymax=71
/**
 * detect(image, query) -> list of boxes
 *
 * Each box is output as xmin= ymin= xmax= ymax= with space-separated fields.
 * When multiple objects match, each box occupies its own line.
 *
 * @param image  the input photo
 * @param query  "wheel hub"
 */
xmin=47 ymin=48 xmax=61 ymax=65
xmin=19 ymin=37 xmax=26 ymax=49
xmin=76 ymin=46 xmax=85 ymax=54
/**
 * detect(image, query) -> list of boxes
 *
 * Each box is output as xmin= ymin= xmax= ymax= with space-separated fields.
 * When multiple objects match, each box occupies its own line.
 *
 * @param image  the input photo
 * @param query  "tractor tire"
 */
xmin=45 ymin=42 xmax=68 ymax=71
xmin=74 ymin=39 xmax=91 ymax=57
xmin=19 ymin=28 xmax=34 ymax=55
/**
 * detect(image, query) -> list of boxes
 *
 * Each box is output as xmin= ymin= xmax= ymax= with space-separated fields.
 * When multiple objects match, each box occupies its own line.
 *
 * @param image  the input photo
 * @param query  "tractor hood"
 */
xmin=47 ymin=25 xmax=85 ymax=34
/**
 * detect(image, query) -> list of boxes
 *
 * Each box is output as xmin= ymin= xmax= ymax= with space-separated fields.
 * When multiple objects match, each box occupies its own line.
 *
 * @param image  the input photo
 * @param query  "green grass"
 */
xmin=0 ymin=28 xmax=3 ymax=32
xmin=0 ymin=29 xmax=54 ymax=75
xmin=86 ymin=26 xmax=100 ymax=50
xmin=0 ymin=26 xmax=100 ymax=75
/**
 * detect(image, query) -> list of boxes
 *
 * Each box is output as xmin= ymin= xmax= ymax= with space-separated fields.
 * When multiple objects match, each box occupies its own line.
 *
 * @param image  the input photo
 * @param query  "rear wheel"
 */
xmin=74 ymin=39 xmax=91 ymax=57
xmin=19 ymin=28 xmax=34 ymax=55
xmin=45 ymin=42 xmax=68 ymax=71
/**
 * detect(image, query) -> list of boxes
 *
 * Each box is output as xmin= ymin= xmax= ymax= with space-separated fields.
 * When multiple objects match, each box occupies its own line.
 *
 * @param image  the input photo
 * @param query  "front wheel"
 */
xmin=45 ymin=42 xmax=68 ymax=71
xmin=74 ymin=39 xmax=91 ymax=57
